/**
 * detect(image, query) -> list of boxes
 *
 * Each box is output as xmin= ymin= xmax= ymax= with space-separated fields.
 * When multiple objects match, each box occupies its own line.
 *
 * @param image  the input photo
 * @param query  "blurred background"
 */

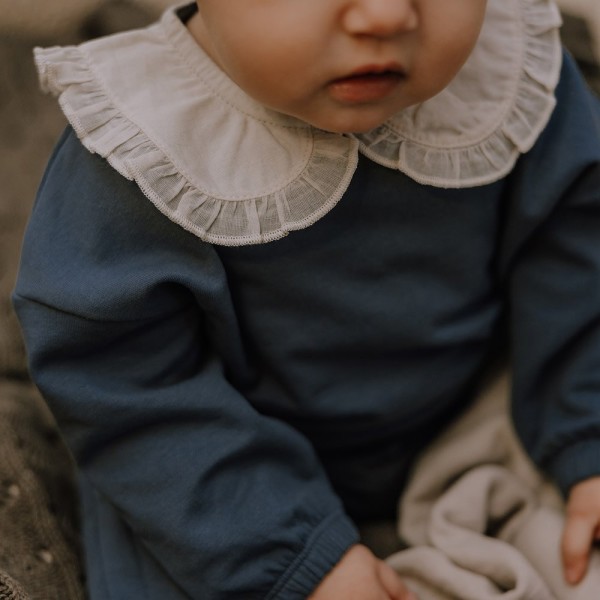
xmin=0 ymin=0 xmax=178 ymax=379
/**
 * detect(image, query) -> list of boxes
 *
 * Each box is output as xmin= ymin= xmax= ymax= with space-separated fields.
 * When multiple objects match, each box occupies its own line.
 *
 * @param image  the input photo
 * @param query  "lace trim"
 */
xmin=35 ymin=42 xmax=358 ymax=247
xmin=34 ymin=0 xmax=562 ymax=245
xmin=354 ymin=0 xmax=563 ymax=188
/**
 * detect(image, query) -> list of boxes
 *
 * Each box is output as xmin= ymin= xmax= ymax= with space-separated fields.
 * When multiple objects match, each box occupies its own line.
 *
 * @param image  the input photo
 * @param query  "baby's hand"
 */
xmin=308 ymin=544 xmax=416 ymax=600
xmin=561 ymin=476 xmax=600 ymax=585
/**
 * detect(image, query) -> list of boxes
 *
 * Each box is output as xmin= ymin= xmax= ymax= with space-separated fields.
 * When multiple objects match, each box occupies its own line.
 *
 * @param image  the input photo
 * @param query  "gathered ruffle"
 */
xmin=35 ymin=43 xmax=358 ymax=246
xmin=354 ymin=0 xmax=562 ymax=188
xmin=35 ymin=0 xmax=563 ymax=244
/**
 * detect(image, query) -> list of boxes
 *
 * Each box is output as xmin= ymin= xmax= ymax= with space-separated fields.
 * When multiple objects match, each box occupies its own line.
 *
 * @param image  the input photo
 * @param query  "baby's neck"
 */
xmin=186 ymin=11 xmax=224 ymax=74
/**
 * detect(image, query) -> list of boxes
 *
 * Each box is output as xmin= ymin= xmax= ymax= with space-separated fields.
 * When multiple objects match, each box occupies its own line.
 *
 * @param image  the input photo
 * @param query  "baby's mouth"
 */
xmin=328 ymin=67 xmax=406 ymax=104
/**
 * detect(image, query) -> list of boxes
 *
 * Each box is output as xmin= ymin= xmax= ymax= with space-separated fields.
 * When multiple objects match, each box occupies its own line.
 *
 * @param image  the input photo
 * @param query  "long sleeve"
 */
xmin=503 ymin=52 xmax=600 ymax=495
xmin=13 ymin=129 xmax=359 ymax=599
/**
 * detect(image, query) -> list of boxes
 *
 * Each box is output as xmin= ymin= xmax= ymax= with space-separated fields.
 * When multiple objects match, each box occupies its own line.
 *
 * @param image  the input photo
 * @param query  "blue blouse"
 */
xmin=14 ymin=52 xmax=600 ymax=599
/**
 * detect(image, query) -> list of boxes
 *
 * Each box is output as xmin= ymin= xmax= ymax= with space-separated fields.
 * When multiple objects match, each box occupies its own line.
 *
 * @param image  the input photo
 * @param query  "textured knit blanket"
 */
xmin=0 ymin=381 xmax=83 ymax=600
xmin=387 ymin=372 xmax=600 ymax=600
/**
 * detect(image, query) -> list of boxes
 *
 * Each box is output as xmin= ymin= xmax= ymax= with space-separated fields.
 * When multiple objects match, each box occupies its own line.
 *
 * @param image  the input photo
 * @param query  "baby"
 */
xmin=13 ymin=1 xmax=600 ymax=598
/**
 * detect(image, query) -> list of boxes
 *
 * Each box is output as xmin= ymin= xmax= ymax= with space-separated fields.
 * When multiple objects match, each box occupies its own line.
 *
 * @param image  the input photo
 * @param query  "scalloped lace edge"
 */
xmin=35 ymin=45 xmax=359 ymax=246
xmin=353 ymin=0 xmax=563 ymax=189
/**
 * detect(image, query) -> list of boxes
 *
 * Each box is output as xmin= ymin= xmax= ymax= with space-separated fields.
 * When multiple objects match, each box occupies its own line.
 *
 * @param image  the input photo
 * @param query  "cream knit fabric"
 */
xmin=387 ymin=373 xmax=600 ymax=600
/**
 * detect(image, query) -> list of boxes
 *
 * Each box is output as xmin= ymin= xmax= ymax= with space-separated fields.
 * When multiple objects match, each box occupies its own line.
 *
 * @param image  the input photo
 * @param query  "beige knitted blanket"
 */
xmin=387 ymin=372 xmax=600 ymax=600
xmin=0 ymin=381 xmax=84 ymax=600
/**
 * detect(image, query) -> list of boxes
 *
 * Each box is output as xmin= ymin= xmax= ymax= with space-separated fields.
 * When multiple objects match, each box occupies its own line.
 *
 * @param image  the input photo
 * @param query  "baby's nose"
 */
xmin=342 ymin=0 xmax=419 ymax=38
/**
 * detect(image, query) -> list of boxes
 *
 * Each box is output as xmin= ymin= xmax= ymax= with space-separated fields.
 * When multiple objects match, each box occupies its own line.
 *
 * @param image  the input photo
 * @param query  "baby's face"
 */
xmin=189 ymin=0 xmax=487 ymax=133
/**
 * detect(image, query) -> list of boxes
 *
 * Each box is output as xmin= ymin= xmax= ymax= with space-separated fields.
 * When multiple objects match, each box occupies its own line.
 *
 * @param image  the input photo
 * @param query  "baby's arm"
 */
xmin=13 ymin=129 xmax=359 ymax=599
xmin=505 ymin=54 xmax=600 ymax=588
xmin=562 ymin=476 xmax=600 ymax=584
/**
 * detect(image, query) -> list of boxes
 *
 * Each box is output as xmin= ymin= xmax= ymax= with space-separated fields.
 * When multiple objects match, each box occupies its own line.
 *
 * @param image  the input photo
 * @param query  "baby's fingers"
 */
xmin=561 ymin=511 xmax=599 ymax=585
xmin=377 ymin=560 xmax=417 ymax=600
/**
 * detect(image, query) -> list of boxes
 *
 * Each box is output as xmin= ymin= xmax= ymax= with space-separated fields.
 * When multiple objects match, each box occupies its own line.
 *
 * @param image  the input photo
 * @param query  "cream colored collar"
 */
xmin=35 ymin=0 xmax=562 ymax=246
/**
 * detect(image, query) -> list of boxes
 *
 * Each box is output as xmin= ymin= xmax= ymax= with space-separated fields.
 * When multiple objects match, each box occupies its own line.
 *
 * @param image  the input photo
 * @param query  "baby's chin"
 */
xmin=299 ymin=116 xmax=391 ymax=135
xmin=255 ymin=92 xmax=409 ymax=134
xmin=259 ymin=98 xmax=405 ymax=134
xmin=294 ymin=107 xmax=404 ymax=135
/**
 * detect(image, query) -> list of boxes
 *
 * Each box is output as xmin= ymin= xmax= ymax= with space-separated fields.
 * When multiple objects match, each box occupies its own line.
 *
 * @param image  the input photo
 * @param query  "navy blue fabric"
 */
xmin=501 ymin=55 xmax=600 ymax=493
xmin=13 ymin=52 xmax=600 ymax=598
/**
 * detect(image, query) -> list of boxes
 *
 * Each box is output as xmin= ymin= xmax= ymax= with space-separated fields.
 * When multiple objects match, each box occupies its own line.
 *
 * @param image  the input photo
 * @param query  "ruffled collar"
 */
xmin=35 ymin=0 xmax=562 ymax=246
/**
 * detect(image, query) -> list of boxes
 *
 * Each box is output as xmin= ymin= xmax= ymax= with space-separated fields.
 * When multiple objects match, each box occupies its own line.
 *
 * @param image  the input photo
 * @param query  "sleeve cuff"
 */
xmin=267 ymin=511 xmax=360 ymax=600
xmin=548 ymin=439 xmax=600 ymax=497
